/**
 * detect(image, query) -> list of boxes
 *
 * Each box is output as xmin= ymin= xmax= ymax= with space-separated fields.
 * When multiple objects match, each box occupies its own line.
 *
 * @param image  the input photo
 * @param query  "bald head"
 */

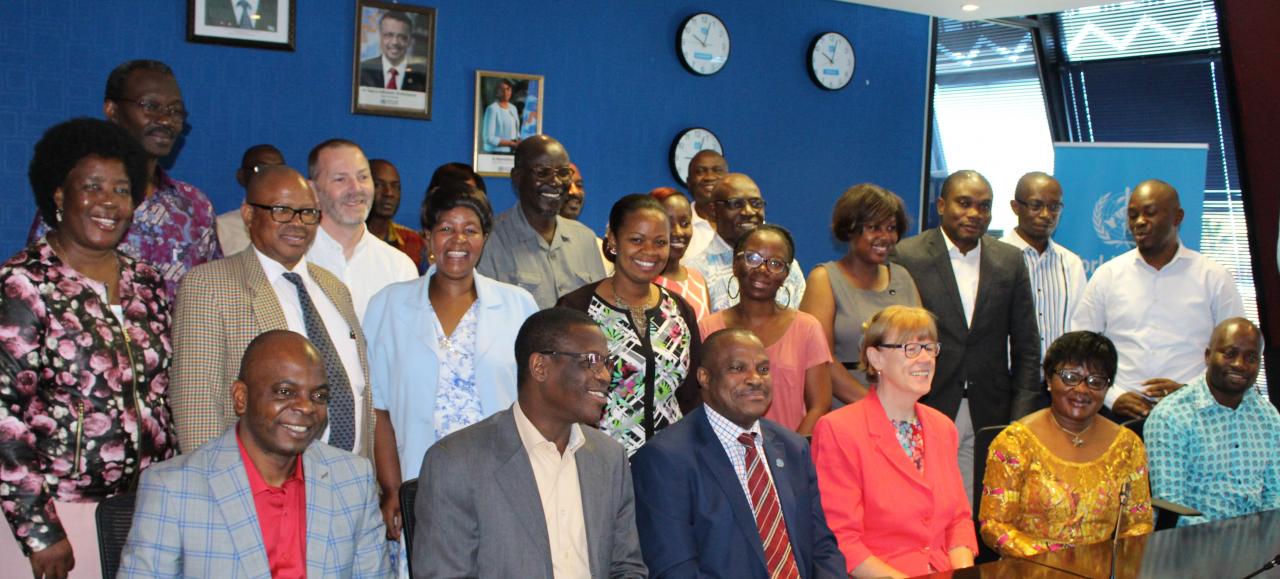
xmin=1010 ymin=171 xmax=1064 ymax=246
xmin=712 ymin=173 xmax=765 ymax=246
xmin=1209 ymin=317 xmax=1262 ymax=352
xmin=246 ymin=165 xmax=309 ymax=204
xmin=702 ymin=328 xmax=762 ymax=364
xmin=243 ymin=165 xmax=319 ymax=268
xmin=698 ymin=329 xmax=772 ymax=429
xmin=233 ymin=330 xmax=329 ymax=465
xmin=940 ymin=170 xmax=992 ymax=200
xmin=513 ymin=134 xmax=566 ymax=168
xmin=238 ymin=330 xmax=322 ymax=383
xmin=1204 ymin=317 xmax=1263 ymax=405
xmin=687 ymin=150 xmax=728 ymax=209
xmin=1127 ymin=179 xmax=1184 ymax=261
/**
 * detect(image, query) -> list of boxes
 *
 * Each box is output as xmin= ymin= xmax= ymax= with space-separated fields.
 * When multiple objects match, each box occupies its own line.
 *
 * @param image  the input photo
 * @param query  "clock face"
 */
xmin=670 ymin=128 xmax=723 ymax=185
xmin=809 ymin=32 xmax=855 ymax=90
xmin=678 ymin=13 xmax=730 ymax=76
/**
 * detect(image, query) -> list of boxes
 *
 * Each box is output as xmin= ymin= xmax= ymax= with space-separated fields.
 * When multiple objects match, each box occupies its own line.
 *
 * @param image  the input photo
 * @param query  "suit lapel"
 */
xmin=762 ymin=427 xmax=803 ymax=552
xmin=206 ymin=431 xmax=273 ymax=578
xmin=866 ymin=392 xmax=931 ymax=490
xmin=304 ymin=446 xmax=334 ymax=578
xmin=971 ymin=236 xmax=996 ymax=331
xmin=692 ymin=412 xmax=768 ymax=570
xmin=924 ymin=230 xmax=969 ymax=333
xmin=493 ymin=413 xmax=554 ymax=573
xmin=576 ymin=435 xmax=606 ymax=577
xmin=239 ymin=251 xmax=289 ymax=332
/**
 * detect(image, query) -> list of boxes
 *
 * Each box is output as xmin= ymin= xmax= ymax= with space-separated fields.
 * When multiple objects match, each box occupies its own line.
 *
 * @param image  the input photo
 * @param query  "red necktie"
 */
xmin=386 ymin=68 xmax=399 ymax=90
xmin=738 ymin=433 xmax=801 ymax=579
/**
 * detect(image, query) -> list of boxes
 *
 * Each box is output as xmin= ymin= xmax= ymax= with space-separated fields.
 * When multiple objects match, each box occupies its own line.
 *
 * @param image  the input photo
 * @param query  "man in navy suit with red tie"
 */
xmin=631 ymin=329 xmax=846 ymax=578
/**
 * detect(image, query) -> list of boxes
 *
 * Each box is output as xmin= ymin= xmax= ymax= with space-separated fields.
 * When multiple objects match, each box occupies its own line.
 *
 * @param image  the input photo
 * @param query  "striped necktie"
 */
xmin=738 ymin=432 xmax=801 ymax=579
xmin=282 ymin=272 xmax=356 ymax=451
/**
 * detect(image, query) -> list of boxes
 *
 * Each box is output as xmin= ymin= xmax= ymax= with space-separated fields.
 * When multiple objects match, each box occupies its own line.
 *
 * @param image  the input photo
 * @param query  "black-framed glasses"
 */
xmin=540 ymin=350 xmax=612 ymax=372
xmin=877 ymin=342 xmax=942 ymax=359
xmin=716 ymin=197 xmax=766 ymax=211
xmin=1054 ymin=369 xmax=1110 ymax=391
xmin=735 ymin=251 xmax=789 ymax=274
xmin=1013 ymin=199 xmax=1064 ymax=214
xmin=247 ymin=202 xmax=322 ymax=225
xmin=115 ymin=98 xmax=189 ymax=121
xmin=525 ymin=165 xmax=575 ymax=182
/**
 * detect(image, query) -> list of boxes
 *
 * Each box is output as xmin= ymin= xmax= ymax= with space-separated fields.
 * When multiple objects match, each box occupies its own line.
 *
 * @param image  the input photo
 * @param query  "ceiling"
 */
xmin=838 ymin=0 xmax=1119 ymax=21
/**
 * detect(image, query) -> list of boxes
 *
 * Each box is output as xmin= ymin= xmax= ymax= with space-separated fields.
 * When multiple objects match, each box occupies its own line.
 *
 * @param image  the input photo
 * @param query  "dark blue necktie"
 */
xmin=237 ymin=0 xmax=253 ymax=29
xmin=282 ymin=272 xmax=356 ymax=451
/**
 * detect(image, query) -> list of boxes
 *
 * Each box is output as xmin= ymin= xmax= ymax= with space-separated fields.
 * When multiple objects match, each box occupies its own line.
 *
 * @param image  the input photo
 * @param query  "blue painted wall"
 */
xmin=0 ymin=1 xmax=930 ymax=270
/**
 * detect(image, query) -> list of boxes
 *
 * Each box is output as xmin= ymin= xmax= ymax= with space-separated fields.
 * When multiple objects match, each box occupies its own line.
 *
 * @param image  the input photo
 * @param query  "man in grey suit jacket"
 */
xmin=414 ymin=308 xmax=647 ymax=578
xmin=891 ymin=170 xmax=1041 ymax=504
xmin=119 ymin=331 xmax=391 ymax=578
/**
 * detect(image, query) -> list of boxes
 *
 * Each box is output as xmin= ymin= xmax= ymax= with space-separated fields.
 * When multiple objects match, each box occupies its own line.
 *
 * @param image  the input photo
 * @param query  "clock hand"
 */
xmin=823 ymin=51 xmax=834 ymax=64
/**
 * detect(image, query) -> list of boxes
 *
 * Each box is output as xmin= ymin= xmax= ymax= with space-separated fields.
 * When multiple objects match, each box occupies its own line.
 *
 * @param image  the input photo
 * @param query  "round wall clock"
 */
xmin=670 ymin=127 xmax=723 ymax=185
xmin=678 ymin=13 xmax=730 ymax=76
xmin=809 ymin=31 xmax=855 ymax=90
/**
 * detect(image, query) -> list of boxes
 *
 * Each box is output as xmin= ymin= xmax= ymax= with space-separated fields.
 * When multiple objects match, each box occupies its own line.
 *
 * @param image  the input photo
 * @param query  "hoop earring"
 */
xmin=780 ymin=285 xmax=794 ymax=308
xmin=726 ymin=277 xmax=739 ymax=300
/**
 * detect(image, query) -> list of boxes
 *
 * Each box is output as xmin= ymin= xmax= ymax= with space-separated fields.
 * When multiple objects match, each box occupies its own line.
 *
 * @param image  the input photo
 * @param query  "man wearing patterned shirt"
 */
xmin=686 ymin=173 xmax=806 ymax=313
xmin=28 ymin=60 xmax=221 ymax=298
xmin=1145 ymin=318 xmax=1280 ymax=526
xmin=1000 ymin=172 xmax=1087 ymax=370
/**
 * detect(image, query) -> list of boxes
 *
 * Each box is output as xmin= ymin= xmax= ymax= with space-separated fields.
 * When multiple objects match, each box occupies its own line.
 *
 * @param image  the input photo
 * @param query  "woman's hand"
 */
xmin=29 ymin=538 xmax=74 ymax=579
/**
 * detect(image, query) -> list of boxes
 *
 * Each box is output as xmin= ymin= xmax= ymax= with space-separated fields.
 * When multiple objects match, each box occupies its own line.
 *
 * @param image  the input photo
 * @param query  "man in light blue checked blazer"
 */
xmin=118 ymin=330 xmax=392 ymax=578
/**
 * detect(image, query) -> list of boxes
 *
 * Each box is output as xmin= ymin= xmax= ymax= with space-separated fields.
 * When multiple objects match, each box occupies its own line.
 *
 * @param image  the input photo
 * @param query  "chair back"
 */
xmin=973 ymin=423 xmax=1010 ymax=564
xmin=96 ymin=492 xmax=137 ymax=578
xmin=400 ymin=478 xmax=419 ymax=575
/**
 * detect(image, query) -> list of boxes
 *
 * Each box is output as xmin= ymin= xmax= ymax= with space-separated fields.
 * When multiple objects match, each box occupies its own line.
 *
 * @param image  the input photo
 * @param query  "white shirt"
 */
xmin=381 ymin=55 xmax=408 ymax=90
xmin=254 ymin=248 xmax=368 ymax=454
xmin=1070 ymin=243 xmax=1244 ymax=408
xmin=1000 ymin=231 xmax=1088 ymax=360
xmin=512 ymin=402 xmax=590 ymax=579
xmin=307 ymin=225 xmax=418 ymax=322
xmin=685 ymin=212 xmax=715 ymax=265
xmin=215 ymin=209 xmax=250 ymax=256
xmin=941 ymin=229 xmax=982 ymax=327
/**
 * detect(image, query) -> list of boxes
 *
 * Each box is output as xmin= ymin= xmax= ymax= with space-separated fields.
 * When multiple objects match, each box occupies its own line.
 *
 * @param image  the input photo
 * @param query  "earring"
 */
xmin=726 ymin=277 xmax=739 ymax=300
xmin=608 ymin=246 xmax=617 ymax=256
xmin=780 ymin=285 xmax=794 ymax=308
xmin=55 ymin=208 xmax=62 ymax=223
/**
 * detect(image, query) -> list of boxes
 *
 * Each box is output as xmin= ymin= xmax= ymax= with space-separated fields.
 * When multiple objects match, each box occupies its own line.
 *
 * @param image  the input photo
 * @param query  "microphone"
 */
xmin=1242 ymin=553 xmax=1280 ymax=579
xmin=1110 ymin=481 xmax=1132 ymax=579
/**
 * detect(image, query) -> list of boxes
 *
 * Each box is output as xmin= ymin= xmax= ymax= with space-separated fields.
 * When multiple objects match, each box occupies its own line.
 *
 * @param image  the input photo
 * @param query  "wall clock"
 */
xmin=678 ymin=12 xmax=730 ymax=76
xmin=670 ymin=127 xmax=723 ymax=185
xmin=809 ymin=31 xmax=855 ymax=90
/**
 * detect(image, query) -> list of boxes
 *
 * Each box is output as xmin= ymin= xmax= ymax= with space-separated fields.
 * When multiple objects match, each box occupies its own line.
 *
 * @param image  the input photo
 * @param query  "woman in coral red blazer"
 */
xmin=811 ymin=305 xmax=977 ymax=578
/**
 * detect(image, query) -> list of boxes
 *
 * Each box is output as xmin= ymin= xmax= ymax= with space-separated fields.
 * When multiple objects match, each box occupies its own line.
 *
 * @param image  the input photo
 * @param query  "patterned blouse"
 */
xmin=979 ymin=421 xmax=1153 ymax=558
xmin=557 ymin=282 xmax=702 ymax=455
xmin=432 ymin=302 xmax=483 ymax=440
xmin=0 ymin=238 xmax=177 ymax=555
xmin=891 ymin=416 xmax=925 ymax=473
xmin=654 ymin=267 xmax=710 ymax=321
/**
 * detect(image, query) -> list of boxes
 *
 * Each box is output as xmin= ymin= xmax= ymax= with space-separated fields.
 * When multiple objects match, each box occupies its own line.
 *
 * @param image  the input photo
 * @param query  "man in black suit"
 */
xmin=891 ymin=169 xmax=1040 ymax=505
xmin=205 ymin=0 xmax=279 ymax=31
xmin=358 ymin=10 xmax=427 ymax=92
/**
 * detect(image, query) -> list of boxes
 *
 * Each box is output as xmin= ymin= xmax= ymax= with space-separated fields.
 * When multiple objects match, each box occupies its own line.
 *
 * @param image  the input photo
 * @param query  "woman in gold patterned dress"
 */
xmin=979 ymin=331 xmax=1153 ymax=558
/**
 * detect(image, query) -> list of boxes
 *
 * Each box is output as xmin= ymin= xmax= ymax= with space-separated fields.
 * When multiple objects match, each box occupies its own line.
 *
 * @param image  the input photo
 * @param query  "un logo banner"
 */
xmin=1053 ymin=143 xmax=1208 ymax=277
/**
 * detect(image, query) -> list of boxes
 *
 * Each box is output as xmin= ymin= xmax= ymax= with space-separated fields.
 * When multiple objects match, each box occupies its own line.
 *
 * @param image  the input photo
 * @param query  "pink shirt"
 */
xmin=699 ymin=310 xmax=831 ymax=431
xmin=655 ymin=267 xmax=711 ymax=321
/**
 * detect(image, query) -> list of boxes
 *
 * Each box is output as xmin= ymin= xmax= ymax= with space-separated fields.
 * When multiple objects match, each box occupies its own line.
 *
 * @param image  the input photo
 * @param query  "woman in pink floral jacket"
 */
xmin=0 ymin=118 xmax=177 ymax=579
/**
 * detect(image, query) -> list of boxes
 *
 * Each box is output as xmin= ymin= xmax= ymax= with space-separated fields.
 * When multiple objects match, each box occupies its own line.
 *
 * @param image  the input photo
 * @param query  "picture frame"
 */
xmin=473 ymin=71 xmax=544 ymax=176
xmin=352 ymin=0 xmax=437 ymax=120
xmin=187 ymin=0 xmax=296 ymax=51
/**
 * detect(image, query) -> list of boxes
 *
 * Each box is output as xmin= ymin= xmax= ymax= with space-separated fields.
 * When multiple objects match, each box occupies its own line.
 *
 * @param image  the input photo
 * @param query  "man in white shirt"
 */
xmin=684 ymin=150 xmax=726 ymax=262
xmin=216 ymin=144 xmax=285 ymax=256
xmin=1000 ymin=172 xmax=1088 ymax=364
xmin=1071 ymin=179 xmax=1244 ymax=419
xmin=172 ymin=166 xmax=373 ymax=458
xmin=414 ymin=308 xmax=646 ymax=578
xmin=305 ymin=139 xmax=417 ymax=321
xmin=358 ymin=11 xmax=426 ymax=92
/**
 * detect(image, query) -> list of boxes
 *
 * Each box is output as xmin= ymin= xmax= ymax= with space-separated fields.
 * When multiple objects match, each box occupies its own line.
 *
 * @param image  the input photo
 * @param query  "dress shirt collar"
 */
xmin=1184 ymin=375 xmax=1264 ymax=413
xmin=236 ymin=424 xmax=304 ymax=493
xmin=1002 ymin=229 xmax=1061 ymax=258
xmin=940 ymin=227 xmax=982 ymax=259
xmin=229 ymin=0 xmax=261 ymax=15
xmin=381 ymin=55 xmax=407 ymax=77
xmin=705 ymin=233 xmax=733 ymax=260
xmin=703 ymin=404 xmax=763 ymax=448
xmin=513 ymin=401 xmax=585 ymax=456
xmin=312 ymin=224 xmax=371 ymax=262
xmin=1131 ymin=240 xmax=1192 ymax=271
xmin=509 ymin=203 xmax=569 ymax=246
xmin=254 ymin=246 xmax=310 ymax=282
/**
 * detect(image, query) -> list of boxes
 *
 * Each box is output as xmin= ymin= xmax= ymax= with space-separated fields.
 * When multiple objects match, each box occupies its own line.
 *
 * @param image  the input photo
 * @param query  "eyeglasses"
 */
xmin=716 ymin=197 xmax=766 ymax=211
xmin=540 ymin=351 xmax=613 ymax=373
xmin=524 ymin=165 xmax=575 ymax=182
xmin=1054 ymin=369 xmax=1110 ymax=391
xmin=115 ymin=99 xmax=189 ymax=121
xmin=736 ymin=251 xmax=789 ymax=274
xmin=876 ymin=342 xmax=942 ymax=359
xmin=247 ymin=202 xmax=322 ymax=225
xmin=1013 ymin=199 xmax=1064 ymax=214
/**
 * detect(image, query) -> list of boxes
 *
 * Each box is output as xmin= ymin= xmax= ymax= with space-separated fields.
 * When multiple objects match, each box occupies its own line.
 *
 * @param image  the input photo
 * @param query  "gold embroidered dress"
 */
xmin=979 ymin=421 xmax=1153 ymax=558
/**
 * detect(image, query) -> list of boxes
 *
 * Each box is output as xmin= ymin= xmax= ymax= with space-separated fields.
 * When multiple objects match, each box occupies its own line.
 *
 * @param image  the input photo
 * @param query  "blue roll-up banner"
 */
xmin=1052 ymin=142 xmax=1208 ymax=277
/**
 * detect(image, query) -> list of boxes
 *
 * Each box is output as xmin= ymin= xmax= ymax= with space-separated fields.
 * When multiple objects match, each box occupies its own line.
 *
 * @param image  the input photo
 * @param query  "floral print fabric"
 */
xmin=432 ymin=302 xmax=483 ymax=440
xmin=891 ymin=416 xmax=925 ymax=474
xmin=0 ymin=238 xmax=177 ymax=555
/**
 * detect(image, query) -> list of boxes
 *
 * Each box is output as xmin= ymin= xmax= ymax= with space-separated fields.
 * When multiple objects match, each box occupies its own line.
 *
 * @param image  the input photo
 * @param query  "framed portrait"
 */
xmin=473 ymin=71 xmax=544 ymax=176
xmin=187 ymin=0 xmax=296 ymax=50
xmin=352 ymin=0 xmax=436 ymax=120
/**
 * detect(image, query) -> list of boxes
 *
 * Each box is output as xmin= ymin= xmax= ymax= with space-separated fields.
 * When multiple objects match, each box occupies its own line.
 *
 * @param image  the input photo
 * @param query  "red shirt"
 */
xmin=237 ymin=430 xmax=308 ymax=579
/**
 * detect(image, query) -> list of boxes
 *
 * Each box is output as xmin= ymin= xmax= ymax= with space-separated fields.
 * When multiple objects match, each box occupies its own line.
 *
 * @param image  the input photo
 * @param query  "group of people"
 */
xmin=1 ymin=57 xmax=1277 ymax=579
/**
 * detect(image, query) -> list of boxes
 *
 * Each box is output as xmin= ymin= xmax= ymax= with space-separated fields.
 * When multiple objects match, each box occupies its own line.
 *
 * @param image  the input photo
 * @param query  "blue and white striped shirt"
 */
xmin=1001 ymin=231 xmax=1088 ymax=360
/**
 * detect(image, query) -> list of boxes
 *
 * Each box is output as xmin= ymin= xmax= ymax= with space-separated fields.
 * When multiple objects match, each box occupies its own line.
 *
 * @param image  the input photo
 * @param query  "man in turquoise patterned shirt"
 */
xmin=1146 ymin=317 xmax=1280 ymax=526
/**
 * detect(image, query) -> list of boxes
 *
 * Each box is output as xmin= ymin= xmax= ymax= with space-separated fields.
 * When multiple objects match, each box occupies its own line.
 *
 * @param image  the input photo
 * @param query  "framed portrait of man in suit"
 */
xmin=352 ymin=0 xmax=436 ymax=120
xmin=187 ymin=0 xmax=295 ymax=50
xmin=473 ymin=71 xmax=544 ymax=176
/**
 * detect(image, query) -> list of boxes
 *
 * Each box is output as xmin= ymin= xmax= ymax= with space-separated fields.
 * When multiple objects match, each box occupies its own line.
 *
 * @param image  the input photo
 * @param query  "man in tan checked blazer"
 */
xmin=172 ymin=165 xmax=375 ymax=458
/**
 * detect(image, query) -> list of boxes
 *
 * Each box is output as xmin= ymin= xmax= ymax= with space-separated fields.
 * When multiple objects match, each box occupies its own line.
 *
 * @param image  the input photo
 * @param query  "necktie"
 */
xmin=282 ymin=272 xmax=356 ymax=451
xmin=237 ymin=0 xmax=253 ymax=29
xmin=386 ymin=68 xmax=399 ymax=90
xmin=738 ymin=433 xmax=801 ymax=579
